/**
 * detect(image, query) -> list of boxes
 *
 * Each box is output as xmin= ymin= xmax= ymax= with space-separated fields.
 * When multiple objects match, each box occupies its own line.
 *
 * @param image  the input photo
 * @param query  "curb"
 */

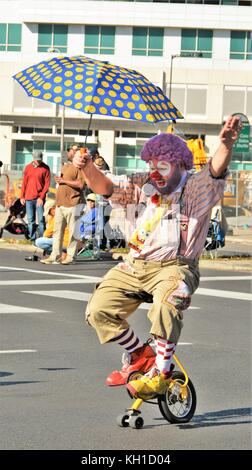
xmin=0 ymin=241 xmax=36 ymax=252
xmin=225 ymin=237 xmax=252 ymax=245
xmin=199 ymin=260 xmax=252 ymax=272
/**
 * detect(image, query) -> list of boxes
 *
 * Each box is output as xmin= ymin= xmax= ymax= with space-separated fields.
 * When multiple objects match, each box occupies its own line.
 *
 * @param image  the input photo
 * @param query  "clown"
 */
xmin=142 ymin=132 xmax=193 ymax=193
xmin=74 ymin=116 xmax=241 ymax=398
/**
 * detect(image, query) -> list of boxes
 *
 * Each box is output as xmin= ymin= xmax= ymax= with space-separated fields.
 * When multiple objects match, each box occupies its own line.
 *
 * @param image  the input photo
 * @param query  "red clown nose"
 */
xmin=150 ymin=170 xmax=162 ymax=180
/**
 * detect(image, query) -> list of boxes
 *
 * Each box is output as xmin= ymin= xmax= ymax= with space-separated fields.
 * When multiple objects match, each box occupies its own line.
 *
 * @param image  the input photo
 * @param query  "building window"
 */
xmin=181 ymin=29 xmax=213 ymax=58
xmin=38 ymin=24 xmax=68 ymax=53
xmin=223 ymin=86 xmax=252 ymax=117
xmin=115 ymin=144 xmax=148 ymax=174
xmin=167 ymin=84 xmax=207 ymax=117
xmin=186 ymin=86 xmax=207 ymax=115
xmin=84 ymin=26 xmax=115 ymax=54
xmin=169 ymin=86 xmax=185 ymax=115
xmin=247 ymin=88 xmax=252 ymax=116
xmin=121 ymin=131 xmax=156 ymax=138
xmin=89 ymin=1 xmax=252 ymax=4
xmin=221 ymin=1 xmax=252 ymax=4
xmin=0 ymin=23 xmax=22 ymax=51
xmin=230 ymin=31 xmax=252 ymax=60
xmin=132 ymin=27 xmax=164 ymax=56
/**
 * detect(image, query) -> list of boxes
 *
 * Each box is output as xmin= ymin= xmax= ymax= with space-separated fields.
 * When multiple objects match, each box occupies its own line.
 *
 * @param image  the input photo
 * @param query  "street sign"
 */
xmin=232 ymin=113 xmax=250 ymax=153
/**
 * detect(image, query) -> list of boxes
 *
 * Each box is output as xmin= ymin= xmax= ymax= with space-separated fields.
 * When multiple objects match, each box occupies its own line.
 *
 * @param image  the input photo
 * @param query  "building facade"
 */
xmin=0 ymin=0 xmax=252 ymax=175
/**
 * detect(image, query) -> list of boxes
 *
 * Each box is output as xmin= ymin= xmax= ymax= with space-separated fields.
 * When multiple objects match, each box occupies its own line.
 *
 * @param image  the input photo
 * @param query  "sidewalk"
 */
xmin=225 ymin=226 xmax=252 ymax=245
xmin=203 ymin=227 xmax=251 ymax=271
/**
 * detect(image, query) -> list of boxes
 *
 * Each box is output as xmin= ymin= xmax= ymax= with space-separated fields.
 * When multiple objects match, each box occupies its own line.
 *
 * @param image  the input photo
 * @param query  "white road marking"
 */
xmin=0 ymin=303 xmax=51 ymax=314
xmin=200 ymin=276 xmax=252 ymax=281
xmin=196 ymin=288 xmax=252 ymax=301
xmin=1 ymin=275 xmax=251 ymax=287
xmin=0 ymin=266 xmax=101 ymax=281
xmin=0 ymin=346 xmax=192 ymax=353
xmin=23 ymin=290 xmax=91 ymax=302
xmin=0 ymin=279 xmax=97 ymax=286
xmin=0 ymin=349 xmax=37 ymax=354
xmin=0 ymin=276 xmax=252 ymax=287
xmin=0 ymin=266 xmax=251 ymax=285
xmin=24 ymin=287 xmax=252 ymax=302
xmin=22 ymin=290 xmax=199 ymax=309
xmin=1 ymin=266 xmax=251 ymax=303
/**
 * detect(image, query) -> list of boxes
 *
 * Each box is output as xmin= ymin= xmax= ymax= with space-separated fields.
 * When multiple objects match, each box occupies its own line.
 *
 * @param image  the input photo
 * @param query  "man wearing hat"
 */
xmin=66 ymin=144 xmax=80 ymax=163
xmin=74 ymin=116 xmax=241 ymax=397
xmin=41 ymin=146 xmax=87 ymax=265
xmin=20 ymin=151 xmax=50 ymax=240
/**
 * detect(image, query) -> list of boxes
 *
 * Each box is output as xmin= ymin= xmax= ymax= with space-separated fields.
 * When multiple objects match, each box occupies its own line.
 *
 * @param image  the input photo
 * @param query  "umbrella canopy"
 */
xmin=13 ymin=55 xmax=183 ymax=124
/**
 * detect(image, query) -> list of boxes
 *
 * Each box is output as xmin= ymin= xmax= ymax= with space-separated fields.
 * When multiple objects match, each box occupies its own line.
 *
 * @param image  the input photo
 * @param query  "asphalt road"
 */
xmin=0 ymin=249 xmax=251 ymax=450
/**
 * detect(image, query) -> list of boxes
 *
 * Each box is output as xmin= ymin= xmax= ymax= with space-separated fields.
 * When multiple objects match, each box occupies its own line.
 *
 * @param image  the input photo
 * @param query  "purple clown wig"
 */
xmin=140 ymin=133 xmax=193 ymax=170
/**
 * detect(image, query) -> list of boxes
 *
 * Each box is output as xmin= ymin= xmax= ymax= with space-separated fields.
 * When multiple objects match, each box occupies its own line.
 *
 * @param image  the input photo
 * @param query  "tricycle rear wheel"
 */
xmin=158 ymin=371 xmax=196 ymax=423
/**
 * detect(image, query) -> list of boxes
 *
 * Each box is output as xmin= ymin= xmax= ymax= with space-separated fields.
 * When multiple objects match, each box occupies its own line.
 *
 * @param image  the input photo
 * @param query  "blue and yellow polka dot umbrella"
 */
xmin=13 ymin=55 xmax=183 ymax=124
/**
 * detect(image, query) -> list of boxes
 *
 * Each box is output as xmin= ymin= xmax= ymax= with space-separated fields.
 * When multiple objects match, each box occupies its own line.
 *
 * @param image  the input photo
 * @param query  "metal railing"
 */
xmin=222 ymin=170 xmax=252 ymax=228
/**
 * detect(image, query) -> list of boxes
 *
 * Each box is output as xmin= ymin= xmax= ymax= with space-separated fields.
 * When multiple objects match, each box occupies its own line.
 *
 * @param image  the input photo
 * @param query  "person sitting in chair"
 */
xmin=35 ymin=200 xmax=69 ymax=259
xmin=79 ymin=193 xmax=98 ymax=240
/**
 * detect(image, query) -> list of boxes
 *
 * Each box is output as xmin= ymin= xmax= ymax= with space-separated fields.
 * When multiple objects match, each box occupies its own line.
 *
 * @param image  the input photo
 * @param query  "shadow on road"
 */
xmin=151 ymin=407 xmax=252 ymax=429
xmin=0 ymin=371 xmax=14 ymax=378
xmin=177 ymin=407 xmax=252 ymax=429
xmin=39 ymin=367 xmax=75 ymax=371
xmin=0 ymin=380 xmax=44 ymax=386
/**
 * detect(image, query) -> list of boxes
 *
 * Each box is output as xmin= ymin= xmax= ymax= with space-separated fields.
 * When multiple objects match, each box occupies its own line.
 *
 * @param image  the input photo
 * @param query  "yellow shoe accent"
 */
xmin=127 ymin=372 xmax=170 ymax=399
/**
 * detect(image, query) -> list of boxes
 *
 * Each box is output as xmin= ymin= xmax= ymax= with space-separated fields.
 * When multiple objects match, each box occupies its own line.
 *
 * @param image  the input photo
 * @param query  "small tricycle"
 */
xmin=116 ymin=353 xmax=197 ymax=429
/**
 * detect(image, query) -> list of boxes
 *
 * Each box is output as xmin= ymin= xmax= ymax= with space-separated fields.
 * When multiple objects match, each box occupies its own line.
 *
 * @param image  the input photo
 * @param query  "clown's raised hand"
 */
xmin=211 ymin=116 xmax=242 ymax=177
xmin=219 ymin=115 xmax=242 ymax=148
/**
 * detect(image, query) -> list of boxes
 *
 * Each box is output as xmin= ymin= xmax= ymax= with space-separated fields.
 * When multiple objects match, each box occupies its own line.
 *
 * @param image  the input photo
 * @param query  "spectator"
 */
xmin=79 ymin=193 xmax=97 ymax=240
xmin=41 ymin=147 xmax=87 ymax=265
xmin=35 ymin=200 xmax=69 ymax=258
xmin=66 ymin=144 xmax=80 ymax=164
xmin=20 ymin=151 xmax=50 ymax=240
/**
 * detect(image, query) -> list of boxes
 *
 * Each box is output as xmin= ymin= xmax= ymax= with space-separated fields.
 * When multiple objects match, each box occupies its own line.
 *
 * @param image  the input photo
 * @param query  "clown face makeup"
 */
xmin=148 ymin=159 xmax=184 ymax=195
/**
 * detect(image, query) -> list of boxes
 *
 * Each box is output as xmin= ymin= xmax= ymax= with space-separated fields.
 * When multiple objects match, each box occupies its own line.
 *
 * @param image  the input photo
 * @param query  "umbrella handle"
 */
xmin=85 ymin=114 xmax=93 ymax=145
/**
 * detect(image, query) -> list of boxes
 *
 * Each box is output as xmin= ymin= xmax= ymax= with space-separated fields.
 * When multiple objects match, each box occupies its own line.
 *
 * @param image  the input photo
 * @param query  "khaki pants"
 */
xmin=51 ymin=204 xmax=83 ymax=260
xmin=85 ymin=256 xmax=200 ymax=344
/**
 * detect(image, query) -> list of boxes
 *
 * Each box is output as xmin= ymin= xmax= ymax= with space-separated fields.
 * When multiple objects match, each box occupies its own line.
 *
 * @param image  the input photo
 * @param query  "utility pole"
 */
xmin=47 ymin=48 xmax=65 ymax=164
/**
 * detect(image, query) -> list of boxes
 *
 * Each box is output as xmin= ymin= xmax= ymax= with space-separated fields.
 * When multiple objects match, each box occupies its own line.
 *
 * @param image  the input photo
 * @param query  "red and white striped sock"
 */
xmin=110 ymin=327 xmax=143 ymax=354
xmin=154 ymin=336 xmax=176 ymax=374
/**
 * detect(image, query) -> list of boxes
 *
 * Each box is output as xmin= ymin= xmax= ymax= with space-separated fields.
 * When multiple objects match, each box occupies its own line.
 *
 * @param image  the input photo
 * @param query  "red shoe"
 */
xmin=105 ymin=342 xmax=156 ymax=386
